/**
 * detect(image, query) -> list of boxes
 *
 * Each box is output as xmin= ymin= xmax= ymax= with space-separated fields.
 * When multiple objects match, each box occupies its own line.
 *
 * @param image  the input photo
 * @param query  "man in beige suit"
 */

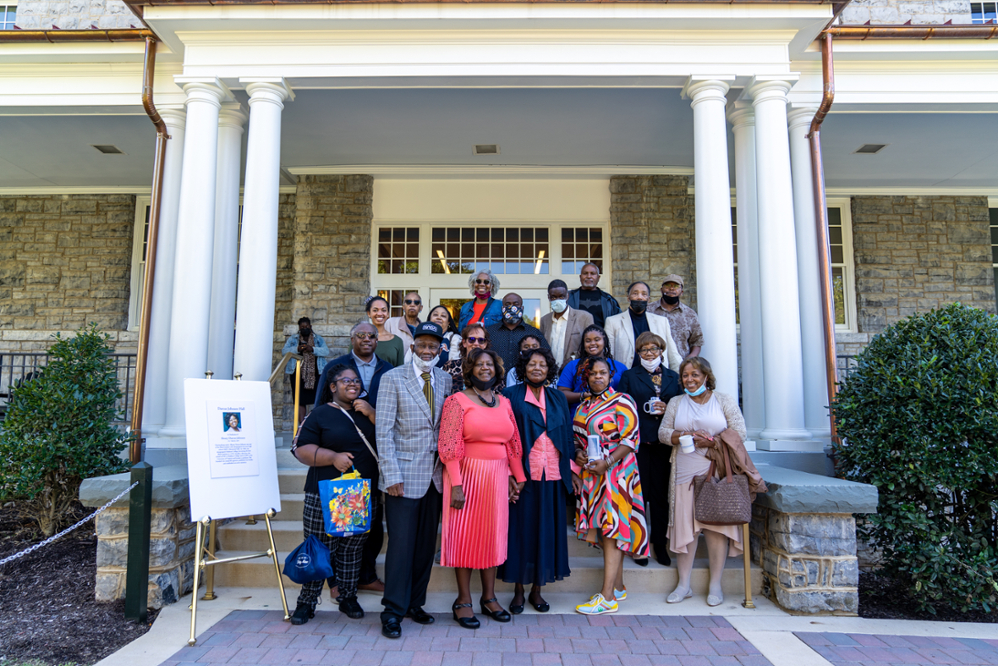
xmin=540 ymin=279 xmax=594 ymax=371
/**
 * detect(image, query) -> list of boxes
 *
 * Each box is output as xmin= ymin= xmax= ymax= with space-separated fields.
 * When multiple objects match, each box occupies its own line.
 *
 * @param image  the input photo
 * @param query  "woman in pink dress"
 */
xmin=439 ymin=348 xmax=527 ymax=629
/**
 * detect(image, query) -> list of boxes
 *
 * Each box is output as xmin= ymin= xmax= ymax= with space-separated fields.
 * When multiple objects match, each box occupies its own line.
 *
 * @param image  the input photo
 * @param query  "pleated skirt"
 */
xmin=441 ymin=457 xmax=510 ymax=569
xmin=499 ymin=478 xmax=571 ymax=586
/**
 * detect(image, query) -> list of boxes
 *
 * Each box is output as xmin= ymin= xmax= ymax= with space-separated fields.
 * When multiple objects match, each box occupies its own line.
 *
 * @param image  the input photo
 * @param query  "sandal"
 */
xmin=479 ymin=597 xmax=511 ymax=623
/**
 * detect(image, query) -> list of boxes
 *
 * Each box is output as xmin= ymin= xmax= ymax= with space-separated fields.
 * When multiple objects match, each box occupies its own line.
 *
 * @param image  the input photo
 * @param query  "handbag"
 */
xmin=282 ymin=535 xmax=334 ymax=584
xmin=691 ymin=438 xmax=752 ymax=526
xmin=319 ymin=468 xmax=373 ymax=536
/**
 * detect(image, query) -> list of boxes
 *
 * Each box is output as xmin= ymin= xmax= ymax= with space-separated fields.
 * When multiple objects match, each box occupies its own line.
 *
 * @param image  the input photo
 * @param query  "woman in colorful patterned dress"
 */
xmin=438 ymin=348 xmax=527 ymax=628
xmin=571 ymin=357 xmax=649 ymax=615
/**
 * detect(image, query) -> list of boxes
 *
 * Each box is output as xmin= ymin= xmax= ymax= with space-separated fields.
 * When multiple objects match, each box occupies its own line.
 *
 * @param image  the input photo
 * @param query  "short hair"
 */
xmin=635 ymin=331 xmax=667 ymax=352
xmin=319 ymin=363 xmax=354 ymax=403
xmin=514 ymin=347 xmax=559 ymax=386
xmin=458 ymin=324 xmax=490 ymax=358
xmin=350 ymin=321 xmax=376 ymax=337
xmin=581 ymin=262 xmax=600 ymax=275
xmin=468 ymin=270 xmax=501 ymax=297
xmin=298 ymin=316 xmax=311 ymax=326
xmin=626 ymin=281 xmax=650 ymax=295
xmin=518 ymin=334 xmax=543 ymax=351
xmin=679 ymin=357 xmax=717 ymax=391
xmin=578 ymin=356 xmax=612 ymax=389
xmin=365 ymin=296 xmax=389 ymax=313
xmin=547 ymin=279 xmax=568 ymax=292
xmin=462 ymin=348 xmax=505 ymax=387
xmin=404 ymin=291 xmax=421 ymax=300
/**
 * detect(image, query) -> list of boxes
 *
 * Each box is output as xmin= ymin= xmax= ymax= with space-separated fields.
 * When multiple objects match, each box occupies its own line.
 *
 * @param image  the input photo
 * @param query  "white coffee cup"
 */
xmin=679 ymin=434 xmax=695 ymax=454
xmin=587 ymin=434 xmax=602 ymax=462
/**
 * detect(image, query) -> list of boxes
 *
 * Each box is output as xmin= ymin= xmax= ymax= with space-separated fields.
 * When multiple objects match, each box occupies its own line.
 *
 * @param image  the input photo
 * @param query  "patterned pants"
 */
xmin=297 ymin=491 xmax=370 ymax=607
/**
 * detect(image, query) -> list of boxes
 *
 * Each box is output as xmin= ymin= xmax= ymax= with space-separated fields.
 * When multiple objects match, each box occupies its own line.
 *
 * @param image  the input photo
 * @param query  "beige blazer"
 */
xmin=604 ymin=310 xmax=683 ymax=372
xmin=540 ymin=307 xmax=594 ymax=369
xmin=385 ymin=316 xmax=415 ymax=364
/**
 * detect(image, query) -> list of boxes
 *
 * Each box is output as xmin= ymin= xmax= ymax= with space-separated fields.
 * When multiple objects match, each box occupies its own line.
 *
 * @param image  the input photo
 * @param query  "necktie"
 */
xmin=421 ymin=372 xmax=434 ymax=414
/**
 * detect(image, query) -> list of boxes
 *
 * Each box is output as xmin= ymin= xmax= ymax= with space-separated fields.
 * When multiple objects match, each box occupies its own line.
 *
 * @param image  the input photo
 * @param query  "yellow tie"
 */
xmin=421 ymin=372 xmax=434 ymax=414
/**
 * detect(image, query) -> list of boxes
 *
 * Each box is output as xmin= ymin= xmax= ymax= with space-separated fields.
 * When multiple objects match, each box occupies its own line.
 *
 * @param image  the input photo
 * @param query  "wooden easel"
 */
xmin=187 ymin=509 xmax=289 ymax=646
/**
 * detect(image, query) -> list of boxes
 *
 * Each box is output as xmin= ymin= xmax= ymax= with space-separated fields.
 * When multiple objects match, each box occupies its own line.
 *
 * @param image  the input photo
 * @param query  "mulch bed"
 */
xmin=859 ymin=571 xmax=998 ymax=623
xmin=0 ymin=503 xmax=158 ymax=666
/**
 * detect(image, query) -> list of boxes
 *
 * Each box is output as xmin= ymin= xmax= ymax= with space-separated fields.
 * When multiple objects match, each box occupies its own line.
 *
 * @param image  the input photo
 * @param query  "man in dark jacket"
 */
xmin=314 ymin=322 xmax=391 ymax=409
xmin=566 ymin=262 xmax=621 ymax=328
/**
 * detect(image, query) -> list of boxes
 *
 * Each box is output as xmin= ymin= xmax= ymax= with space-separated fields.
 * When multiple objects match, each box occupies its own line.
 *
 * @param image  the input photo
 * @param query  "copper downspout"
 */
xmin=129 ymin=35 xmax=170 ymax=463
xmin=806 ymin=31 xmax=839 ymax=444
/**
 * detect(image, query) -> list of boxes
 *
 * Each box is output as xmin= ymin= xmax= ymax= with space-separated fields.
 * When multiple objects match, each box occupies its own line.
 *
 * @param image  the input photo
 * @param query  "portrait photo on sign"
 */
xmin=223 ymin=412 xmax=242 ymax=432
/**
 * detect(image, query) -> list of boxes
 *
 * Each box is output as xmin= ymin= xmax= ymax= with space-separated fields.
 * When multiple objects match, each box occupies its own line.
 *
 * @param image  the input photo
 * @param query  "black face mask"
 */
xmin=630 ymin=300 xmax=648 ymax=315
xmin=525 ymin=376 xmax=546 ymax=389
xmin=662 ymin=295 xmax=680 ymax=306
xmin=300 ymin=328 xmax=312 ymax=338
xmin=470 ymin=375 xmax=496 ymax=391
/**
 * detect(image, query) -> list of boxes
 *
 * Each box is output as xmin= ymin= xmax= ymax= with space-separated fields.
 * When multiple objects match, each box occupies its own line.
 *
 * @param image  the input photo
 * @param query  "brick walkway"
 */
xmin=162 ymin=610 xmax=772 ymax=666
xmin=795 ymin=632 xmax=998 ymax=665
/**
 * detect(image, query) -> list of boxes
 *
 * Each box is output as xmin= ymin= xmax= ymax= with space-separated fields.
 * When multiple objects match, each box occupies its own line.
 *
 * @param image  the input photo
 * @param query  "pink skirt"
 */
xmin=441 ymin=457 xmax=510 ymax=569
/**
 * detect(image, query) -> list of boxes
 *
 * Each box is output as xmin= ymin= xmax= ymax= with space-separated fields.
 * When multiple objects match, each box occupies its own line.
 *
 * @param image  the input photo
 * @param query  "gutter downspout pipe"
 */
xmin=130 ymin=35 xmax=170 ymax=463
xmin=806 ymin=32 xmax=839 ymax=444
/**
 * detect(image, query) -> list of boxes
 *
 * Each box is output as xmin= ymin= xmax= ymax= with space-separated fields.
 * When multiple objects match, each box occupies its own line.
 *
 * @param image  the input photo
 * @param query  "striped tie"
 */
xmin=421 ymin=372 xmax=434 ymax=414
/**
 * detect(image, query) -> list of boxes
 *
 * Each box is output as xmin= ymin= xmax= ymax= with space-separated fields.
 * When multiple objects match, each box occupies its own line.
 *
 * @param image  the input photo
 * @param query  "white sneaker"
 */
xmin=615 ymin=588 xmax=627 ymax=601
xmin=577 ymin=592 xmax=618 ymax=615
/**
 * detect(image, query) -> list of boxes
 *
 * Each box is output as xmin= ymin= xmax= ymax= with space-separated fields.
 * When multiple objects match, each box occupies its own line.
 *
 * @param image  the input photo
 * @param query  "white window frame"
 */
xmin=971 ymin=1 xmax=998 ymax=23
xmin=127 ymin=195 xmax=151 ymax=331
xmin=827 ymin=197 xmax=858 ymax=333
xmin=1 ymin=3 xmax=16 ymax=30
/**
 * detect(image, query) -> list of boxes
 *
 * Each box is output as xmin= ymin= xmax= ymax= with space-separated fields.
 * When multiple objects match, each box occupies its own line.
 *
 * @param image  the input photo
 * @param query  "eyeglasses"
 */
xmin=353 ymin=333 xmax=376 ymax=341
xmin=335 ymin=378 xmax=362 ymax=386
xmin=404 ymin=299 xmax=421 ymax=305
xmin=466 ymin=336 xmax=487 ymax=344
xmin=474 ymin=279 xmax=490 ymax=285
xmin=638 ymin=347 xmax=663 ymax=355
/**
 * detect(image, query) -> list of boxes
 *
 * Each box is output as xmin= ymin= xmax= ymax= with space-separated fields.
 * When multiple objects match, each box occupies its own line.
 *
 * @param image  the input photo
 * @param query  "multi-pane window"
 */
xmin=1 ymin=5 xmax=15 ymax=30
xmin=431 ymin=227 xmax=549 ymax=275
xmin=377 ymin=227 xmax=419 ymax=274
xmin=828 ymin=208 xmax=847 ymax=326
xmin=376 ymin=289 xmax=409 ymax=319
xmin=991 ymin=208 xmax=998 ymax=306
xmin=561 ymin=227 xmax=604 ymax=274
xmin=971 ymin=2 xmax=998 ymax=22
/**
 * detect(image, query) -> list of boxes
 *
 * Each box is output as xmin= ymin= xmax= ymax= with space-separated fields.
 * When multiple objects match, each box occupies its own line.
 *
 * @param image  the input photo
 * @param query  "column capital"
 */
xmin=240 ymin=78 xmax=294 ymax=107
xmin=157 ymin=104 xmax=187 ymax=132
xmin=747 ymin=76 xmax=797 ymax=105
xmin=727 ymin=106 xmax=755 ymax=131
xmin=787 ymin=106 xmax=819 ymax=131
xmin=218 ymin=102 xmax=249 ymax=131
xmin=174 ymin=76 xmax=234 ymax=108
xmin=683 ymin=76 xmax=734 ymax=107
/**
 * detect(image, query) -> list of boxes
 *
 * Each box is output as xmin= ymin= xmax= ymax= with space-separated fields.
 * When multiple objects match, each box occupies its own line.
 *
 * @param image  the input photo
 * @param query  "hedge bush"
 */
xmin=0 ymin=324 xmax=129 ymax=536
xmin=832 ymin=303 xmax=998 ymax=613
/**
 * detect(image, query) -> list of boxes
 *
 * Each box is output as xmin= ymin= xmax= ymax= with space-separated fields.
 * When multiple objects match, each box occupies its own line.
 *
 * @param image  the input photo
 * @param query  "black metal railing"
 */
xmin=0 ymin=352 xmax=137 ymax=425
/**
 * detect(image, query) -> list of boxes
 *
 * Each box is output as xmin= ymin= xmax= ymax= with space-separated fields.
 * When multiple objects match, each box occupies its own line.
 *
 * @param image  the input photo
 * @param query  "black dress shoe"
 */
xmin=339 ymin=597 xmax=365 ymax=620
xmin=509 ymin=602 xmax=524 ymax=615
xmin=290 ymin=602 xmax=315 ymax=625
xmin=406 ymin=607 xmax=435 ymax=625
xmin=633 ymin=557 xmax=650 ymax=567
xmin=479 ymin=597 xmax=511 ymax=623
xmin=452 ymin=602 xmax=480 ymax=629
xmin=530 ymin=599 xmax=550 ymax=613
xmin=382 ymin=618 xmax=402 ymax=639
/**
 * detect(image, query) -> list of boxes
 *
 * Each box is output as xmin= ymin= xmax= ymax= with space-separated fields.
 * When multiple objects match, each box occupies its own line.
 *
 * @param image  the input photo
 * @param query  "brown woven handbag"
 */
xmin=691 ymin=439 xmax=752 ymax=526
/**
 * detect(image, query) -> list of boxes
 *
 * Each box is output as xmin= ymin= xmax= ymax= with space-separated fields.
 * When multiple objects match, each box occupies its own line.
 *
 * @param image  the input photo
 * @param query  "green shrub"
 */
xmin=832 ymin=303 xmax=998 ymax=613
xmin=0 ymin=324 xmax=129 ymax=536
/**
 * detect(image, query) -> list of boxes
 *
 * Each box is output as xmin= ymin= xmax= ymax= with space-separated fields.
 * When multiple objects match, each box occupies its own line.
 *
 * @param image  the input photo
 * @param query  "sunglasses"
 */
xmin=474 ymin=279 xmax=490 ymax=285
xmin=404 ymin=299 xmax=421 ymax=305
xmin=353 ymin=333 xmax=377 ymax=341
xmin=466 ymin=336 xmax=487 ymax=344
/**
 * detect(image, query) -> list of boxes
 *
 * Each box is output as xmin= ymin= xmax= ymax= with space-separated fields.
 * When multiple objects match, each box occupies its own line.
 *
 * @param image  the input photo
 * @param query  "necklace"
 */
xmin=473 ymin=388 xmax=497 ymax=407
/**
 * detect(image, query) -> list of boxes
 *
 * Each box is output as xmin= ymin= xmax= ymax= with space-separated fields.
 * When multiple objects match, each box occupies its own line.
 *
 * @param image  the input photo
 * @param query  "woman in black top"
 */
xmin=617 ymin=332 xmax=682 ymax=566
xmin=290 ymin=364 xmax=378 ymax=624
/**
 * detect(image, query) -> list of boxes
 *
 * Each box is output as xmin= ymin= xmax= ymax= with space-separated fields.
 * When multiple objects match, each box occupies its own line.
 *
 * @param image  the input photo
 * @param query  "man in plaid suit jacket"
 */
xmin=376 ymin=321 xmax=452 ymax=639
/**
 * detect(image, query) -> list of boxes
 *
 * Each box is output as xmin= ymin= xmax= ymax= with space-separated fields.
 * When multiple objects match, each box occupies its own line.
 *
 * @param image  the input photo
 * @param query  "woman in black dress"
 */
xmin=499 ymin=347 xmax=573 ymax=613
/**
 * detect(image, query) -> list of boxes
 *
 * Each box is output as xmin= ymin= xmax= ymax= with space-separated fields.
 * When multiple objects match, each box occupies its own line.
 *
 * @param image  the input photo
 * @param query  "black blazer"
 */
xmin=618 ymin=365 xmax=682 ymax=444
xmin=505 ymin=383 xmax=575 ymax=493
xmin=314 ymin=352 xmax=392 ymax=408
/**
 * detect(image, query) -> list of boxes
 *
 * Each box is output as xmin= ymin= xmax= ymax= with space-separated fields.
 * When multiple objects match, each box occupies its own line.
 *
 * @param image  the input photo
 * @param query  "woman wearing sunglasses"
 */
xmin=458 ymin=270 xmax=503 ymax=331
xmin=442 ymin=325 xmax=491 ymax=395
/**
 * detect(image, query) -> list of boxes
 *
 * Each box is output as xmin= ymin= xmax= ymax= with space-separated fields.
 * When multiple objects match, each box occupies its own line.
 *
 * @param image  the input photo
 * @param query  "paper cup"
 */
xmin=679 ymin=434 xmax=695 ymax=454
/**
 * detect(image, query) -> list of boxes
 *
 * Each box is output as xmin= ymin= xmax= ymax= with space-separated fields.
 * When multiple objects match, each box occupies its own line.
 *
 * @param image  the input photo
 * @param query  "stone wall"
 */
xmin=851 ymin=196 xmax=995 ymax=334
xmin=270 ymin=192 xmax=298 ymax=429
xmin=13 ymin=0 xmax=138 ymax=29
xmin=840 ymin=0 xmax=972 ymax=24
xmin=0 ymin=194 xmax=136 ymax=333
xmin=609 ymin=176 xmax=697 ymax=309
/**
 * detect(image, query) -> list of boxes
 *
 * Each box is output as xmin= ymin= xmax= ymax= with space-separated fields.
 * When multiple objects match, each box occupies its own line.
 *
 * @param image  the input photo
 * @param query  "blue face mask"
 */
xmin=685 ymin=381 xmax=708 ymax=397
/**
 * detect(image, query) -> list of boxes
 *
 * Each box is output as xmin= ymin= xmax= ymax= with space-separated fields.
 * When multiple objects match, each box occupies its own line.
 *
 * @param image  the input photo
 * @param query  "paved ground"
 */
xmin=795 ymin=632 xmax=998 ymax=666
xmin=162 ymin=610 xmax=772 ymax=666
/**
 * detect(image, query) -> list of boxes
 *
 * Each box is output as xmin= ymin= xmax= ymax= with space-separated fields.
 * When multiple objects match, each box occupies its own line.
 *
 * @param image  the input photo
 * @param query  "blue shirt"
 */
xmin=557 ymin=357 xmax=628 ymax=397
xmin=352 ymin=352 xmax=378 ymax=392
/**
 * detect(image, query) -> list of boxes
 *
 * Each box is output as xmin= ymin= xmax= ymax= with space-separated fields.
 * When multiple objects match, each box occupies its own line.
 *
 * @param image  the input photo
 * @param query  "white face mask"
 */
xmin=550 ymin=299 xmax=568 ymax=314
xmin=412 ymin=352 xmax=438 ymax=373
xmin=640 ymin=356 xmax=662 ymax=373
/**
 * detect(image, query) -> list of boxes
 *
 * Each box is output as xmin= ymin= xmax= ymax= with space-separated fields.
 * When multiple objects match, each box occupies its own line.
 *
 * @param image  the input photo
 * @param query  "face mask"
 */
xmin=550 ymin=299 xmax=568 ymax=314
xmin=525 ymin=377 xmax=546 ymax=389
xmin=412 ymin=352 xmax=438 ymax=373
xmin=662 ymin=295 xmax=680 ymax=306
xmin=630 ymin=300 xmax=648 ymax=315
xmin=685 ymin=380 xmax=708 ymax=397
xmin=300 ymin=327 xmax=311 ymax=338
xmin=640 ymin=356 xmax=662 ymax=373
xmin=502 ymin=305 xmax=523 ymax=323
xmin=470 ymin=375 xmax=496 ymax=391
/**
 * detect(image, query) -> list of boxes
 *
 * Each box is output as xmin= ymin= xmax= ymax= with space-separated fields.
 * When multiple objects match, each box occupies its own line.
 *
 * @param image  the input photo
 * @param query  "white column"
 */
xmin=685 ymin=78 xmax=739 ymax=398
xmin=160 ymin=78 xmax=230 ymax=438
xmin=750 ymin=78 xmax=810 ymax=441
xmin=233 ymin=79 xmax=293 ymax=383
xmin=142 ymin=106 xmax=186 ymax=434
xmin=728 ymin=106 xmax=766 ymax=439
xmin=788 ymin=107 xmax=831 ymax=438
xmin=206 ymin=104 xmax=248 ymax=381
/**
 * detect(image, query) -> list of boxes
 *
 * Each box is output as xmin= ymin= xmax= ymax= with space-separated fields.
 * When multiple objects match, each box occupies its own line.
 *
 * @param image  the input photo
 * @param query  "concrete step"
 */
xmin=278 ymin=469 xmax=308 ymax=494
xmin=212 ymin=550 xmax=762 ymax=596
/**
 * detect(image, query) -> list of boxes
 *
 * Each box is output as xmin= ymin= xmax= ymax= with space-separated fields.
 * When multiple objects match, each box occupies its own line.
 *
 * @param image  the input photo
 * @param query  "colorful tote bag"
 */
xmin=318 ymin=469 xmax=372 ymax=537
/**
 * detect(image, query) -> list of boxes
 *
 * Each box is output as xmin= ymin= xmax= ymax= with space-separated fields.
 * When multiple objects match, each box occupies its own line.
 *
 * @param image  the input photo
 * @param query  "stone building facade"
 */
xmin=12 ymin=0 xmax=138 ymax=30
xmin=839 ymin=0 xmax=973 ymax=25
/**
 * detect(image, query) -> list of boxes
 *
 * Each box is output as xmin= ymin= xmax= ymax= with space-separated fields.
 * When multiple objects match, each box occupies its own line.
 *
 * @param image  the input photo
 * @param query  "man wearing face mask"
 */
xmin=282 ymin=316 xmax=330 ymax=417
xmin=649 ymin=275 xmax=703 ymax=360
xmin=604 ymin=282 xmax=683 ymax=372
xmin=540 ymin=279 xmax=593 ymax=371
xmin=485 ymin=292 xmax=550 ymax=378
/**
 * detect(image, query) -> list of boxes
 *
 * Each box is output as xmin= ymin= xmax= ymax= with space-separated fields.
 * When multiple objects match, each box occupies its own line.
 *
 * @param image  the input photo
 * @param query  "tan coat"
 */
xmin=707 ymin=429 xmax=768 ymax=502
xmin=539 ymin=306 xmax=594 ymax=369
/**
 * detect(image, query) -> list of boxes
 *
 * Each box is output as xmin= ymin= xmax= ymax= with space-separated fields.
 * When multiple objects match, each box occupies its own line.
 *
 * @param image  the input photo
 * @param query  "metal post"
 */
xmin=124 ymin=462 xmax=153 ymax=622
xmin=202 ymin=520 xmax=217 ymax=600
xmin=293 ymin=358 xmax=300 ymax=437
xmin=188 ymin=516 xmax=209 ymax=646
xmin=264 ymin=508 xmax=291 ymax=620
xmin=742 ymin=523 xmax=755 ymax=609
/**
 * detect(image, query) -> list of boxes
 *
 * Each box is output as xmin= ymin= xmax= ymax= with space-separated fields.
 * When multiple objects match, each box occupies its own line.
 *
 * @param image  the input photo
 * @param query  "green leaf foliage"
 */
xmin=832 ymin=303 xmax=998 ymax=614
xmin=0 ymin=324 xmax=130 ymax=536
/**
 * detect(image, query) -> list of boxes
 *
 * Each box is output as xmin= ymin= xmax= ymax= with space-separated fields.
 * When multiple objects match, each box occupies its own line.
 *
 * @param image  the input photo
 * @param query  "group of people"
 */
xmin=286 ymin=263 xmax=763 ymax=635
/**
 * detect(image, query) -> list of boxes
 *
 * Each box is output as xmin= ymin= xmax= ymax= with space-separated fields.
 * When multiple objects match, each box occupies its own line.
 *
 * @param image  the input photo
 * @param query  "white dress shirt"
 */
xmin=549 ymin=309 xmax=570 ymax=368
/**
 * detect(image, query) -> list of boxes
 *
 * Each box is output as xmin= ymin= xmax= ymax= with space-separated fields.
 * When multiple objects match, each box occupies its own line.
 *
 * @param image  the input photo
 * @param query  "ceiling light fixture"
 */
xmin=854 ymin=144 xmax=887 ymax=155
xmin=474 ymin=144 xmax=500 ymax=156
xmin=534 ymin=249 xmax=546 ymax=275
xmin=92 ymin=144 xmax=125 ymax=155
xmin=436 ymin=249 xmax=451 ymax=275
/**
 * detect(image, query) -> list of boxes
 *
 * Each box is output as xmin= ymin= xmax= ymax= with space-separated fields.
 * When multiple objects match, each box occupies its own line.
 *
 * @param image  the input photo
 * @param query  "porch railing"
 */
xmin=0 ymin=352 xmax=138 ymax=426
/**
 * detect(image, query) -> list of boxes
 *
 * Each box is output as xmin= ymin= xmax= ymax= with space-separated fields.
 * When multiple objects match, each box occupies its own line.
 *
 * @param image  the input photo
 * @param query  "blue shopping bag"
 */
xmin=318 ymin=469 xmax=372 ymax=537
xmin=283 ymin=535 xmax=334 ymax=584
